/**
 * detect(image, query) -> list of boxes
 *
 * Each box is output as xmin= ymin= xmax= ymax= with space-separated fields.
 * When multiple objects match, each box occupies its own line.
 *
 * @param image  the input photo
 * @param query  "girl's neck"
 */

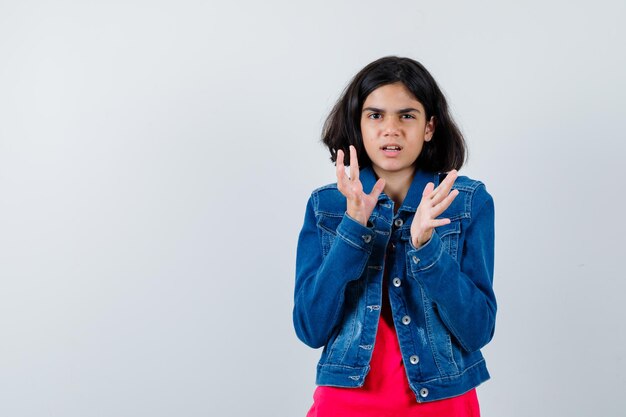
xmin=372 ymin=166 xmax=415 ymax=211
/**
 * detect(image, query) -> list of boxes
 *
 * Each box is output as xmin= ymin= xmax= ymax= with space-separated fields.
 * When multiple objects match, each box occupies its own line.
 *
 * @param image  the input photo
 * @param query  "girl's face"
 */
xmin=360 ymin=82 xmax=435 ymax=179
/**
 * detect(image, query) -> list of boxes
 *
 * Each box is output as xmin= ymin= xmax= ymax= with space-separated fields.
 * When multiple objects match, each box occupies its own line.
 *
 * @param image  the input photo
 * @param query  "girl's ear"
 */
xmin=424 ymin=116 xmax=436 ymax=142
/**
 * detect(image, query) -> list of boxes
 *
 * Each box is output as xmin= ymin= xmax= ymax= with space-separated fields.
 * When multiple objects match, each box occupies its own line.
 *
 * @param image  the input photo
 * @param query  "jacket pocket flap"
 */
xmin=434 ymin=220 xmax=461 ymax=238
xmin=400 ymin=220 xmax=460 ymax=241
xmin=318 ymin=214 xmax=343 ymax=235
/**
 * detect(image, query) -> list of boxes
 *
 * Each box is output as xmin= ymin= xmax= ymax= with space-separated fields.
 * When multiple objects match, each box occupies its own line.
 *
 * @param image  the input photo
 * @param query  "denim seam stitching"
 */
xmin=421 ymin=288 xmax=446 ymax=375
xmin=416 ymin=358 xmax=486 ymax=384
xmin=413 ymin=241 xmax=444 ymax=272
xmin=445 ymin=333 xmax=459 ymax=373
xmin=336 ymin=230 xmax=372 ymax=253
xmin=318 ymin=363 xmax=368 ymax=370
xmin=438 ymin=308 xmax=470 ymax=352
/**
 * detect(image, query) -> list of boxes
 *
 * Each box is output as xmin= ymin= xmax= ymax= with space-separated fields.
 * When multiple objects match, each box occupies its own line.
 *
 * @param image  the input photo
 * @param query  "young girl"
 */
xmin=293 ymin=56 xmax=496 ymax=416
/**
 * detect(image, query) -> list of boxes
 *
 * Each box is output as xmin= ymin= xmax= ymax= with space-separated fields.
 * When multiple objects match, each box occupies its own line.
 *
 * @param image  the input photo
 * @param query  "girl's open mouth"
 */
xmin=381 ymin=144 xmax=402 ymax=155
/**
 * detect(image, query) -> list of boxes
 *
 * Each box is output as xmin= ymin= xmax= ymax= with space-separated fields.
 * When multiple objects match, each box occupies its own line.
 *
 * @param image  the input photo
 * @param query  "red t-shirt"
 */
xmin=306 ymin=275 xmax=480 ymax=417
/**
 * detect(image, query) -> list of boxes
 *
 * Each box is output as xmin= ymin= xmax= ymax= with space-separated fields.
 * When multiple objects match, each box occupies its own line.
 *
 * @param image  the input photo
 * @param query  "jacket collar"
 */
xmin=359 ymin=166 xmax=438 ymax=214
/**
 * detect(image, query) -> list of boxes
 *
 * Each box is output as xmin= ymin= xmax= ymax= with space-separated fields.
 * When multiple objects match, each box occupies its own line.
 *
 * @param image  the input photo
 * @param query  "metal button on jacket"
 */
xmin=419 ymin=388 xmax=429 ymax=398
xmin=362 ymin=235 xmax=372 ymax=243
xmin=394 ymin=218 xmax=403 ymax=228
xmin=412 ymin=256 xmax=420 ymax=264
xmin=392 ymin=277 xmax=401 ymax=287
xmin=409 ymin=355 xmax=419 ymax=364
xmin=402 ymin=315 xmax=411 ymax=325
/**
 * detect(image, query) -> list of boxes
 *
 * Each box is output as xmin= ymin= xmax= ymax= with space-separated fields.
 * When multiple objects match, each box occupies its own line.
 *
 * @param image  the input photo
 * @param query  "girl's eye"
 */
xmin=368 ymin=113 xmax=382 ymax=120
xmin=401 ymin=114 xmax=415 ymax=119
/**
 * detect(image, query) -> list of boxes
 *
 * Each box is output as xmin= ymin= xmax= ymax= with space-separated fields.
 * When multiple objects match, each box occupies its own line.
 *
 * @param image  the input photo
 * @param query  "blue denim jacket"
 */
xmin=293 ymin=167 xmax=496 ymax=402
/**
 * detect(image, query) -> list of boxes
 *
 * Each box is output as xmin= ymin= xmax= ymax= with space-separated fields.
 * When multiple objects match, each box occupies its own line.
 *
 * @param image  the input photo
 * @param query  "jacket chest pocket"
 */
xmin=435 ymin=221 xmax=461 ymax=261
xmin=401 ymin=220 xmax=461 ymax=260
xmin=318 ymin=214 xmax=343 ymax=257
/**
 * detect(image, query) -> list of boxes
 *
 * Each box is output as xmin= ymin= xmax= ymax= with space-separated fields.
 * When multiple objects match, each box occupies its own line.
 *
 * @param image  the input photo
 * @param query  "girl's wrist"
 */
xmin=412 ymin=230 xmax=432 ymax=249
xmin=347 ymin=210 xmax=367 ymax=226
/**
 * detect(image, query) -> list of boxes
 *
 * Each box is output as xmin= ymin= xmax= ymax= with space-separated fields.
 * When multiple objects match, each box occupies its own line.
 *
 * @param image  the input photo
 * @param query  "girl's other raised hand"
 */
xmin=336 ymin=146 xmax=385 ymax=226
xmin=411 ymin=170 xmax=459 ymax=248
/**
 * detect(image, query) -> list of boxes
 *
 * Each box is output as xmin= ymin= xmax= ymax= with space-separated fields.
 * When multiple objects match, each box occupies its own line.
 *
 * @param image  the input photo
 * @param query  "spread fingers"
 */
xmin=349 ymin=145 xmax=360 ymax=182
xmin=429 ymin=170 xmax=458 ymax=204
xmin=433 ymin=189 xmax=459 ymax=217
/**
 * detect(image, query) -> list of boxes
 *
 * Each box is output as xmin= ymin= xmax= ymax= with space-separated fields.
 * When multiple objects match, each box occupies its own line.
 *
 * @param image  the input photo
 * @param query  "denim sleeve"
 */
xmin=293 ymin=194 xmax=375 ymax=349
xmin=407 ymin=184 xmax=496 ymax=353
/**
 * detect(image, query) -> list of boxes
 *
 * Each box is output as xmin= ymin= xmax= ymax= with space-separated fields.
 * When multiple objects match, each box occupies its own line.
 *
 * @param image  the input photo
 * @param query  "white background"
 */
xmin=1 ymin=1 xmax=625 ymax=416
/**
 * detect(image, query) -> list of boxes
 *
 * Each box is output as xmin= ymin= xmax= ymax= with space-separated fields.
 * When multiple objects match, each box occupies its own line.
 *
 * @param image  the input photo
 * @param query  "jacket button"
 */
xmin=392 ymin=277 xmax=401 ymax=287
xmin=419 ymin=388 xmax=429 ymax=398
xmin=409 ymin=355 xmax=419 ymax=364
xmin=412 ymin=256 xmax=420 ymax=264
xmin=394 ymin=218 xmax=403 ymax=228
xmin=402 ymin=315 xmax=411 ymax=325
xmin=362 ymin=235 xmax=372 ymax=243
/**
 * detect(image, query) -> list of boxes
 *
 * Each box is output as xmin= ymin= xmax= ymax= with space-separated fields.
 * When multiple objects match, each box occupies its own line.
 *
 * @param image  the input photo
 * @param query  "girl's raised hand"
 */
xmin=411 ymin=170 xmax=459 ymax=248
xmin=336 ymin=146 xmax=386 ymax=226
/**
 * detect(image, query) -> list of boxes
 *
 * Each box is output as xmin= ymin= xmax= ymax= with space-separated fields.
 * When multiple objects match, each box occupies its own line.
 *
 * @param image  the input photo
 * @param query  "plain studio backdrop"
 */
xmin=1 ymin=1 xmax=625 ymax=416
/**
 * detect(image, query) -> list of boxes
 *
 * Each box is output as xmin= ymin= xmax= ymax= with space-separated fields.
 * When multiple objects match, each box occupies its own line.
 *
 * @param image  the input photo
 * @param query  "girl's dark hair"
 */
xmin=322 ymin=56 xmax=466 ymax=172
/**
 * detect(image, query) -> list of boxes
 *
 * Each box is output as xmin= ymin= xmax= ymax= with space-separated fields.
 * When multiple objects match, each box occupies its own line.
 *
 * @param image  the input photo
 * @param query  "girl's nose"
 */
xmin=383 ymin=119 xmax=400 ymax=136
